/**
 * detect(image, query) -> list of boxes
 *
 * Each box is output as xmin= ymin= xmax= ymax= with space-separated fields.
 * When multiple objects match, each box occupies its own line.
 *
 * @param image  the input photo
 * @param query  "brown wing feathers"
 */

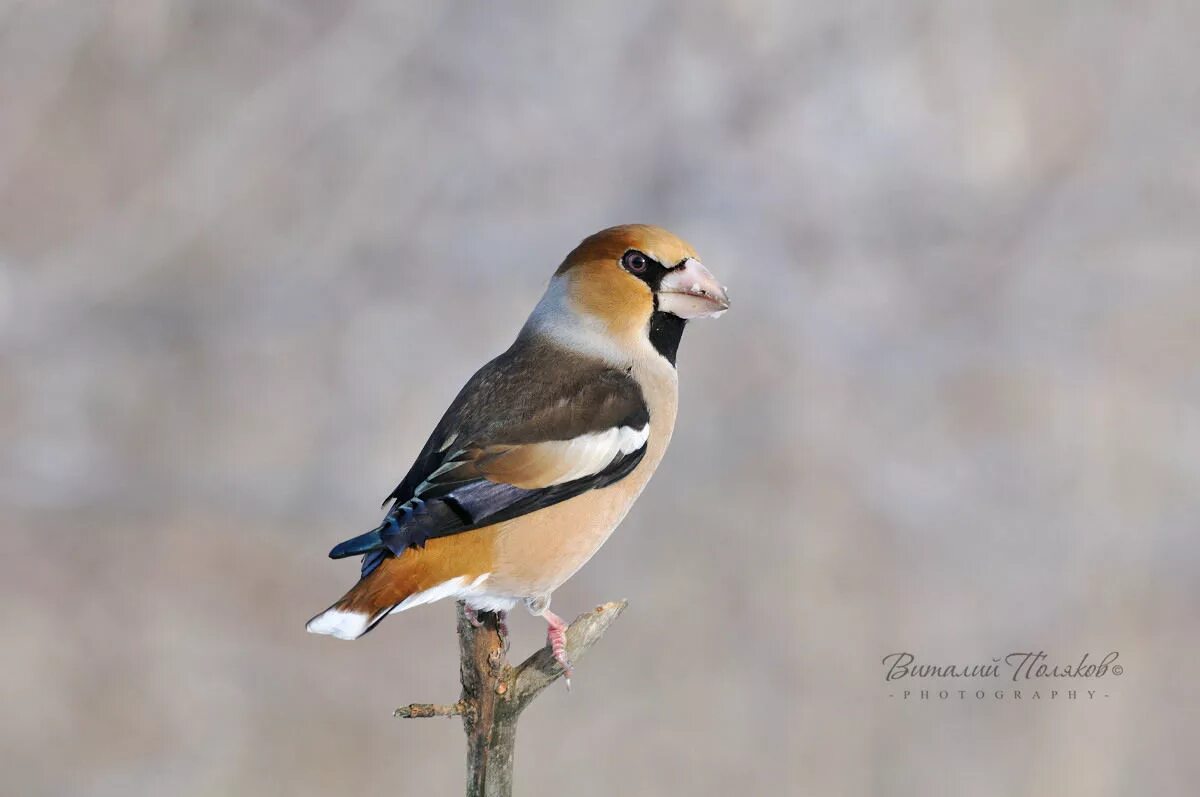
xmin=439 ymin=434 xmax=643 ymax=490
xmin=383 ymin=339 xmax=644 ymax=505
xmin=327 ymin=337 xmax=649 ymax=572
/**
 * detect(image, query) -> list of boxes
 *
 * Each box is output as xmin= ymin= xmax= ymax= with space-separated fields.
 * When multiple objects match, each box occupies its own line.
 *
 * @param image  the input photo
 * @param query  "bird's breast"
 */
xmin=487 ymin=355 xmax=679 ymax=596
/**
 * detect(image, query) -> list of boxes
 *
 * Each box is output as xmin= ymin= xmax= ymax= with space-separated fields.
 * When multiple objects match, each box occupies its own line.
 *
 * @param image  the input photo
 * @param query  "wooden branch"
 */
xmin=393 ymin=701 xmax=468 ymax=719
xmin=508 ymin=601 xmax=628 ymax=710
xmin=395 ymin=599 xmax=628 ymax=797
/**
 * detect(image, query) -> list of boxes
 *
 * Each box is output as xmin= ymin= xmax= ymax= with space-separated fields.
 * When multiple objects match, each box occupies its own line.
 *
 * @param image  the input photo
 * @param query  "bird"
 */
xmin=307 ymin=224 xmax=729 ymax=681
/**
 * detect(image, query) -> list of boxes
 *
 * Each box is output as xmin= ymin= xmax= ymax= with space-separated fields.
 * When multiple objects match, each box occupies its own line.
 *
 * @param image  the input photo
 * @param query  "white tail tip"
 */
xmin=306 ymin=607 xmax=371 ymax=640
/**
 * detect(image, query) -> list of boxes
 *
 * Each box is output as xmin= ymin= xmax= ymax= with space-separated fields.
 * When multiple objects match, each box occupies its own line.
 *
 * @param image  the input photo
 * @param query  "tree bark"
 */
xmin=394 ymin=600 xmax=627 ymax=797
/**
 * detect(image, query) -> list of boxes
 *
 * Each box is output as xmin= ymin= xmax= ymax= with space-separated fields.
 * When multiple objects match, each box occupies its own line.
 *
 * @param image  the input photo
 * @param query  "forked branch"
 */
xmin=395 ymin=600 xmax=628 ymax=797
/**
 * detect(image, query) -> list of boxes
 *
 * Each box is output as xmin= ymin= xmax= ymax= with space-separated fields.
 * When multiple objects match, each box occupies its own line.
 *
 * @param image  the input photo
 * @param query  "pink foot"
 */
xmin=463 ymin=606 xmax=485 ymax=628
xmin=542 ymin=609 xmax=573 ymax=689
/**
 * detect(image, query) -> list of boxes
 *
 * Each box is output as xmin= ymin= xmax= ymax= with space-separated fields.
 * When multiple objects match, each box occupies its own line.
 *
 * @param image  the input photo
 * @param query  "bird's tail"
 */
xmin=328 ymin=527 xmax=384 ymax=559
xmin=306 ymin=552 xmax=423 ymax=640
xmin=306 ymin=535 xmax=489 ymax=640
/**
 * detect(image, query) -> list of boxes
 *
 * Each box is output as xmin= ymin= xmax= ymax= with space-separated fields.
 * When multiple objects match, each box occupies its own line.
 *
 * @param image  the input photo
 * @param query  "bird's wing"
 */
xmin=329 ymin=340 xmax=649 ymax=574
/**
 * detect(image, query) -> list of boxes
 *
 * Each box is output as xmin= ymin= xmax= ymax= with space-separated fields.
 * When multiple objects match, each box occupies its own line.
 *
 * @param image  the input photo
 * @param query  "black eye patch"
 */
xmin=621 ymin=250 xmax=681 ymax=290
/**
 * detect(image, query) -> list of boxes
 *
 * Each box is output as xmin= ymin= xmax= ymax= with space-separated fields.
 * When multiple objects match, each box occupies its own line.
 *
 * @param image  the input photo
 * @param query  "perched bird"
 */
xmin=307 ymin=224 xmax=729 ymax=679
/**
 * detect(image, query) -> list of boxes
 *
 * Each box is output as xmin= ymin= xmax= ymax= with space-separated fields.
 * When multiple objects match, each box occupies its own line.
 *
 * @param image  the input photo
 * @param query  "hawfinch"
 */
xmin=307 ymin=224 xmax=729 ymax=678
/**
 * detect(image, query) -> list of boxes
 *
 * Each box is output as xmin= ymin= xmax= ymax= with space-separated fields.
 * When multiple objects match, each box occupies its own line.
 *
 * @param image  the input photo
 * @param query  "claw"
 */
xmin=543 ymin=609 xmax=574 ymax=689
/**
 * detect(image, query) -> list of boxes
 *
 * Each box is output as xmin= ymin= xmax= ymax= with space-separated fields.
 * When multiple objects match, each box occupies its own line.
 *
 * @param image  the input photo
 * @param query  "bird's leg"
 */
xmin=526 ymin=594 xmax=573 ymax=688
xmin=542 ymin=609 xmax=573 ymax=689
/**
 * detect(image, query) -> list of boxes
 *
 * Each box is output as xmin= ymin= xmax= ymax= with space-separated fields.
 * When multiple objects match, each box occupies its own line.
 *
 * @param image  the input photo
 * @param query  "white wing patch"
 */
xmin=539 ymin=424 xmax=649 ymax=485
xmin=410 ymin=423 xmax=649 ymax=504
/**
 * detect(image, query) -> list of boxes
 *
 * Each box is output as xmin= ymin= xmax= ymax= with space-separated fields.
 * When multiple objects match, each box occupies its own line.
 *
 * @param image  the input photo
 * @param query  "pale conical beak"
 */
xmin=657 ymin=258 xmax=731 ymax=319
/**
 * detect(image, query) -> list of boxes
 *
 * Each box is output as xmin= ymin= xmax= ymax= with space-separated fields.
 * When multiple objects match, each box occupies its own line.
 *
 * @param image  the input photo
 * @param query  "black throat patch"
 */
xmin=648 ymin=310 xmax=687 ymax=366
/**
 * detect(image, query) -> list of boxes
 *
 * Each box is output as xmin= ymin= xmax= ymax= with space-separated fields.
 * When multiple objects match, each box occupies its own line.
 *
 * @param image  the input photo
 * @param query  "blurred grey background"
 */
xmin=2 ymin=2 xmax=1198 ymax=795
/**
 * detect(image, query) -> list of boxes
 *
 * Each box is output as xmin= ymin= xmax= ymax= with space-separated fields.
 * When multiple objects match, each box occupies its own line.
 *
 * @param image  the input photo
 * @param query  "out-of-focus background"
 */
xmin=2 ymin=2 xmax=1198 ymax=795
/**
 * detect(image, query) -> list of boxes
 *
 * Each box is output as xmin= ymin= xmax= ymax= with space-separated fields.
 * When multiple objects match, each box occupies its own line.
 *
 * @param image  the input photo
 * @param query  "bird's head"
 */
xmin=537 ymin=224 xmax=730 ymax=365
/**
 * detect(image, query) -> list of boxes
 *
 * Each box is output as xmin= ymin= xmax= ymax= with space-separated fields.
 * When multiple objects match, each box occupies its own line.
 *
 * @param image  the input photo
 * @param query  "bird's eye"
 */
xmin=622 ymin=250 xmax=649 ymax=274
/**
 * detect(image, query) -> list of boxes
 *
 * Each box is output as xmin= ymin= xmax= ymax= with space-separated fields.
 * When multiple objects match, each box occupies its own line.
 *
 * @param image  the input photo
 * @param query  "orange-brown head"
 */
xmin=537 ymin=224 xmax=729 ymax=365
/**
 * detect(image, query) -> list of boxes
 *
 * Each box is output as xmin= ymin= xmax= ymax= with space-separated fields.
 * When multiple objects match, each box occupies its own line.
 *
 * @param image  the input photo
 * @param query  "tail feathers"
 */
xmin=305 ymin=601 xmax=391 ymax=640
xmin=308 ymin=549 xmax=423 ymax=640
xmin=329 ymin=528 xmax=383 ymax=559
xmin=310 ymin=531 xmax=491 ymax=640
